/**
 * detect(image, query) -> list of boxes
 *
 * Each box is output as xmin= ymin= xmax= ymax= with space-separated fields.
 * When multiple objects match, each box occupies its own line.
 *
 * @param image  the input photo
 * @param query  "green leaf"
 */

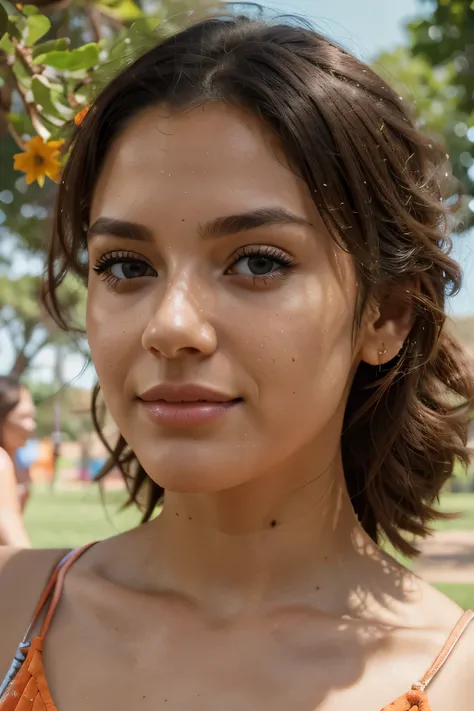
xmin=0 ymin=0 xmax=18 ymax=13
xmin=22 ymin=5 xmax=39 ymax=15
xmin=0 ymin=3 xmax=7 ymax=36
xmin=24 ymin=14 xmax=50 ymax=46
xmin=7 ymin=18 xmax=22 ymax=40
xmin=74 ymin=83 xmax=96 ymax=105
xmin=33 ymin=42 xmax=100 ymax=71
xmin=96 ymin=0 xmax=142 ymax=21
xmin=31 ymin=75 xmax=74 ymax=122
xmin=32 ymin=37 xmax=69 ymax=59
xmin=0 ymin=33 xmax=13 ymax=53
xmin=12 ymin=56 xmax=31 ymax=89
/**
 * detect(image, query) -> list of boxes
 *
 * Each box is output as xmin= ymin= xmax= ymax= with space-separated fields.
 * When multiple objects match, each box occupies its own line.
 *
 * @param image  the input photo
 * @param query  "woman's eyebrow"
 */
xmin=87 ymin=208 xmax=313 ymax=243
xmin=199 ymin=207 xmax=313 ymax=240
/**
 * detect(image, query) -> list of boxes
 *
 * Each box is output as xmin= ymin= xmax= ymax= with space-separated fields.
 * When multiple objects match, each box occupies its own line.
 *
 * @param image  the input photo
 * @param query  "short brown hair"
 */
xmin=45 ymin=15 xmax=474 ymax=556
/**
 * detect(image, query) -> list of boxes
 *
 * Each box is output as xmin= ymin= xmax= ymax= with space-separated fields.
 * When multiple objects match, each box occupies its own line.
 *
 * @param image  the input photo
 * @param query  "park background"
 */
xmin=0 ymin=0 xmax=473 ymax=606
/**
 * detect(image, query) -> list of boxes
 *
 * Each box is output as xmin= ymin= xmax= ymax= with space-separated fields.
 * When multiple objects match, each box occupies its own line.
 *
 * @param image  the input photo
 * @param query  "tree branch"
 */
xmin=10 ymin=330 xmax=51 ymax=377
xmin=11 ymin=42 xmax=49 ymax=139
xmin=7 ymin=122 xmax=27 ymax=150
xmin=85 ymin=3 xmax=102 ymax=42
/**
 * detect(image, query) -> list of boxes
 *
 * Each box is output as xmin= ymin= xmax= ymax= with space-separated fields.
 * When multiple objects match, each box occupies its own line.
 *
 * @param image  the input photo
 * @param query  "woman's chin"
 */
xmin=147 ymin=463 xmax=252 ymax=496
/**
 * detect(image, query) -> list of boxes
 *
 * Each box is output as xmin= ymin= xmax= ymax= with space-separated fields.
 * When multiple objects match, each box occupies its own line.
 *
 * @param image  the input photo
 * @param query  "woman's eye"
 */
xmin=227 ymin=248 xmax=295 ymax=280
xmin=109 ymin=260 xmax=155 ymax=280
xmin=92 ymin=253 xmax=157 ymax=287
xmin=232 ymin=255 xmax=281 ymax=276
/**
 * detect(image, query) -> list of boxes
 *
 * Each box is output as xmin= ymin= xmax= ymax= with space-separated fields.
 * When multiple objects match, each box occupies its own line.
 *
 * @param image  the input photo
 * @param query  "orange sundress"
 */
xmin=0 ymin=544 xmax=472 ymax=710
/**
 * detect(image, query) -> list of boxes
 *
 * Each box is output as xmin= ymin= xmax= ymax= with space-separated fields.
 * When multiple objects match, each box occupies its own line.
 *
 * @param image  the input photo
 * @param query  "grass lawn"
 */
xmin=433 ymin=583 xmax=474 ymax=610
xmin=25 ymin=486 xmax=141 ymax=549
xmin=432 ymin=491 xmax=474 ymax=531
xmin=24 ymin=486 xmax=474 ymax=609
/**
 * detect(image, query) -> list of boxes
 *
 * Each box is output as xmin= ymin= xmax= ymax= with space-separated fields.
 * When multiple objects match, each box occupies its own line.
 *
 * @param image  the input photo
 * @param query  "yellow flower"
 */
xmin=13 ymin=136 xmax=64 ymax=187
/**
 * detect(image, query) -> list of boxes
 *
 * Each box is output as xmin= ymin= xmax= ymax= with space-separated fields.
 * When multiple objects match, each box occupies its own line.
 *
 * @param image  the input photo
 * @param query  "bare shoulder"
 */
xmin=0 ymin=546 xmax=68 ymax=675
xmin=445 ymin=607 xmax=474 ymax=700
xmin=416 ymin=583 xmax=474 ymax=708
xmin=0 ymin=447 xmax=13 ymax=472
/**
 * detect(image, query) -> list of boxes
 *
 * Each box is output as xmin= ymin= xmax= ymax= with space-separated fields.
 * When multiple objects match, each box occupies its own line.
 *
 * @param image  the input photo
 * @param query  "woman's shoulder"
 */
xmin=0 ymin=546 xmax=68 ymax=674
xmin=0 ymin=448 xmax=13 ymax=471
xmin=409 ymin=582 xmax=474 ymax=705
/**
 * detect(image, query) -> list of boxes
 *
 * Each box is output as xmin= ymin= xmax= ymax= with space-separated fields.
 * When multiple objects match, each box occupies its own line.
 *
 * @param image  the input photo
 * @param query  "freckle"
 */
xmin=272 ymin=358 xmax=275 ymax=363
xmin=188 ymin=516 xmax=192 ymax=520
xmin=182 ymin=219 xmax=185 ymax=222
xmin=175 ymin=512 xmax=179 ymax=516
xmin=292 ymin=357 xmax=295 ymax=362
xmin=293 ymin=392 xmax=295 ymax=395
xmin=270 ymin=520 xmax=277 ymax=527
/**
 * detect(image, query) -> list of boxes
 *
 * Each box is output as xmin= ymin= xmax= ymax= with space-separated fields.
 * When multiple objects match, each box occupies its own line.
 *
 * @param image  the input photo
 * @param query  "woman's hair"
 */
xmin=44 ymin=14 xmax=474 ymax=556
xmin=0 ymin=375 xmax=21 ymax=449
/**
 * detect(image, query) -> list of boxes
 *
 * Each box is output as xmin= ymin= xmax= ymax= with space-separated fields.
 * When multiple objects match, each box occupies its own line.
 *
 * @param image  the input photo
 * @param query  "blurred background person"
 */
xmin=14 ymin=438 xmax=40 ymax=512
xmin=0 ymin=376 xmax=35 ymax=547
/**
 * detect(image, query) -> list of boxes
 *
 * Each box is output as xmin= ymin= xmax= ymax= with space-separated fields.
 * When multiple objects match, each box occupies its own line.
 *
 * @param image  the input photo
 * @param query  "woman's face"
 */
xmin=2 ymin=388 xmax=36 ymax=455
xmin=87 ymin=103 xmax=369 ymax=493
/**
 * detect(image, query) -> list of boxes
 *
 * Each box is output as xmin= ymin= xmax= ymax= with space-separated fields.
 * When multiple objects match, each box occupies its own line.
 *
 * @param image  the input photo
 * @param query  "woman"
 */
xmin=1 ymin=14 xmax=473 ymax=711
xmin=0 ymin=376 xmax=34 ymax=547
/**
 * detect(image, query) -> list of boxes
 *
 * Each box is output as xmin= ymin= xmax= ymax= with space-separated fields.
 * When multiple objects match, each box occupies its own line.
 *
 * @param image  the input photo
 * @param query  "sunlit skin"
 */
xmin=0 ymin=103 xmax=472 ymax=710
xmin=87 ymin=103 xmax=405 ymax=515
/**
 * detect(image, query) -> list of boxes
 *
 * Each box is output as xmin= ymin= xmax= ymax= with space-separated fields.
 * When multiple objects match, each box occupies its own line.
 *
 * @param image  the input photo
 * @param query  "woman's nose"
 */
xmin=141 ymin=279 xmax=217 ymax=360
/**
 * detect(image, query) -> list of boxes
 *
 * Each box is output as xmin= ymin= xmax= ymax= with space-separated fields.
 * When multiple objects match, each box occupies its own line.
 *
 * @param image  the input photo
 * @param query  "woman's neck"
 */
xmin=106 ymin=450 xmax=400 ymax=621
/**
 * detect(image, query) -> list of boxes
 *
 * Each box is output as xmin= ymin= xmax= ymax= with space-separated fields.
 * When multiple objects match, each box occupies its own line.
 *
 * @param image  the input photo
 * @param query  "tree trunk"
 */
xmin=10 ymin=350 xmax=29 ymax=377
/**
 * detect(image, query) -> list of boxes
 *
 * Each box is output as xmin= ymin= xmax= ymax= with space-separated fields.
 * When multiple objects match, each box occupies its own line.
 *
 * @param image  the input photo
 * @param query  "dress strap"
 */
xmin=411 ymin=609 xmax=474 ymax=692
xmin=22 ymin=542 xmax=96 ymax=644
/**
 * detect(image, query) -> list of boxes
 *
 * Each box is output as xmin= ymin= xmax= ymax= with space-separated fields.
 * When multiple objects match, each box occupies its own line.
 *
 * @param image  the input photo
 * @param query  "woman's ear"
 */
xmin=358 ymin=283 xmax=417 ymax=366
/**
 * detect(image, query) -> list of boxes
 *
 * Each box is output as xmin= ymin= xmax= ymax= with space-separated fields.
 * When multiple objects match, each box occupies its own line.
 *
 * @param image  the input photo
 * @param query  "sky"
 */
xmin=2 ymin=0 xmax=473 ymax=387
xmin=266 ymin=0 xmax=424 ymax=60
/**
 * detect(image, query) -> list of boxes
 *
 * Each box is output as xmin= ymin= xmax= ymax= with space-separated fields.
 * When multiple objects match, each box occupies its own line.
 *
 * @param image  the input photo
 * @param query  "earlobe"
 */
xmin=358 ymin=284 xmax=416 ymax=366
xmin=360 ymin=339 xmax=404 ymax=367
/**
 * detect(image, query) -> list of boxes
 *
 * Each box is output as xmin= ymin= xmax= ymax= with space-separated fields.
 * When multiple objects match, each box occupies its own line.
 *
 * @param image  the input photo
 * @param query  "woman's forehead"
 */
xmin=91 ymin=103 xmax=320 ymax=227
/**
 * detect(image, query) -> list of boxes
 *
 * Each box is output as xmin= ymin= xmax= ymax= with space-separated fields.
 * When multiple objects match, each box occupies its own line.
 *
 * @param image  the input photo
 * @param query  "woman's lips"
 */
xmin=137 ymin=384 xmax=242 ymax=428
xmin=139 ymin=399 xmax=241 ymax=427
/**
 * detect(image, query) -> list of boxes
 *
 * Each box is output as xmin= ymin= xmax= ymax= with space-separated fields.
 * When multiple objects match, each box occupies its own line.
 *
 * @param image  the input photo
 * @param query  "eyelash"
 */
xmin=92 ymin=246 xmax=296 ymax=290
xmin=227 ymin=245 xmax=296 ymax=284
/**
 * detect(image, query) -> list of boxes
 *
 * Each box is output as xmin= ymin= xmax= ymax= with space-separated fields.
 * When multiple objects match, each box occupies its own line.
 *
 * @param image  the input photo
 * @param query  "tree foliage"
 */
xmin=0 ymin=0 xmax=216 ymax=376
xmin=406 ymin=0 xmax=473 ymax=227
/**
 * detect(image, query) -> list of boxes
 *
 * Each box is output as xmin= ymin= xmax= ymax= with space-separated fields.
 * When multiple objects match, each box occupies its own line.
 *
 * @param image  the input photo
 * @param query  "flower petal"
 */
xmin=13 ymin=153 xmax=31 ymax=171
xmin=27 ymin=136 xmax=45 ymax=152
